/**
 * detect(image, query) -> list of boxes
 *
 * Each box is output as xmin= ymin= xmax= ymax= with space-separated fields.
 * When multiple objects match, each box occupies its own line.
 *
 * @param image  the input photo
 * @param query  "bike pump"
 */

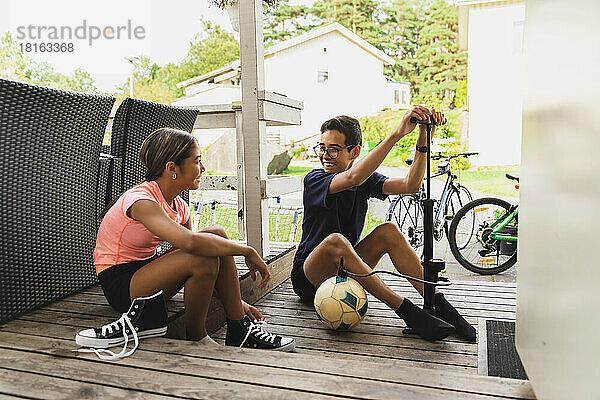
xmin=409 ymin=117 xmax=448 ymax=317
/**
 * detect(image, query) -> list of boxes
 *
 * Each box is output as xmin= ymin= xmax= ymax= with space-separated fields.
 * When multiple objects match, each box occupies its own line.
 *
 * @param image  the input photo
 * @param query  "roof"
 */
xmin=177 ymin=22 xmax=394 ymax=89
xmin=177 ymin=60 xmax=240 ymax=89
xmin=264 ymin=22 xmax=394 ymax=65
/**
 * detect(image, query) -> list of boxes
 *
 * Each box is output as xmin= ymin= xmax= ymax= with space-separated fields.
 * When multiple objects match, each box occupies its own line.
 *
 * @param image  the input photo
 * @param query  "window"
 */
xmin=402 ymin=90 xmax=407 ymax=105
xmin=317 ymin=69 xmax=328 ymax=84
xmin=394 ymin=89 xmax=400 ymax=104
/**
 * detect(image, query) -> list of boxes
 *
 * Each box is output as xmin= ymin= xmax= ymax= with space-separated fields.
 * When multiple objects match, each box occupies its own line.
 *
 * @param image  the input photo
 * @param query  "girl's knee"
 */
xmin=187 ymin=254 xmax=220 ymax=279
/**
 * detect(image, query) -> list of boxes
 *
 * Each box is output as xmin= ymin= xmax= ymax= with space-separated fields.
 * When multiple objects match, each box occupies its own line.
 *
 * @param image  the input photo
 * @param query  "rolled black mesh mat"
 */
xmin=0 ymin=78 xmax=115 ymax=323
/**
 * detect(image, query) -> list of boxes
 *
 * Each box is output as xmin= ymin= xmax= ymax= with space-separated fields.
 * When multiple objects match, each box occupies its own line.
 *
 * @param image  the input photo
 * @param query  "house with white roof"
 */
xmin=456 ymin=0 xmax=525 ymax=166
xmin=174 ymin=22 xmax=410 ymax=146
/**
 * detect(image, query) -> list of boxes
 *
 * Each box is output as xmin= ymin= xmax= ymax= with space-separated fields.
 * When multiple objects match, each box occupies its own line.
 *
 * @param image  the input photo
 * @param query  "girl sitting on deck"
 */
xmin=76 ymin=128 xmax=295 ymax=356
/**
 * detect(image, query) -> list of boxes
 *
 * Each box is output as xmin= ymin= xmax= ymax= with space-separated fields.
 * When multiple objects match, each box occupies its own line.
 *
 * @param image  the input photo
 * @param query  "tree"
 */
xmin=381 ymin=0 xmax=466 ymax=107
xmin=264 ymin=0 xmax=316 ymax=45
xmin=180 ymin=20 xmax=240 ymax=80
xmin=116 ymin=56 xmax=174 ymax=104
xmin=117 ymin=20 xmax=240 ymax=101
xmin=156 ymin=19 xmax=240 ymax=98
xmin=1 ymin=33 xmax=99 ymax=93
xmin=311 ymin=0 xmax=381 ymax=44
xmin=0 ymin=33 xmax=29 ymax=82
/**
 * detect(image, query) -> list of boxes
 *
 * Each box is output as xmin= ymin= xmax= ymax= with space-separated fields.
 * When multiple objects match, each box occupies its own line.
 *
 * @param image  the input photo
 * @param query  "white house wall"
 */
xmin=264 ymin=31 xmax=388 ymax=143
xmin=468 ymin=2 xmax=525 ymax=166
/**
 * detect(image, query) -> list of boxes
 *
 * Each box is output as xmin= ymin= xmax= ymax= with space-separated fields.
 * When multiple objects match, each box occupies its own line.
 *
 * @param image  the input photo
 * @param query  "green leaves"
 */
xmin=116 ymin=19 xmax=240 ymax=103
xmin=3 ymin=0 xmax=466 ymax=109
xmin=264 ymin=0 xmax=466 ymax=108
xmin=264 ymin=1 xmax=315 ymax=45
xmin=381 ymin=0 xmax=466 ymax=107
xmin=1 ymin=33 xmax=99 ymax=93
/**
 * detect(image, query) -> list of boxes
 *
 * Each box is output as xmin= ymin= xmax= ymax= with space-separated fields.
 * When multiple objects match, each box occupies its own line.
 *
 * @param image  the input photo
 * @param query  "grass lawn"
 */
xmin=453 ymin=169 xmax=520 ymax=198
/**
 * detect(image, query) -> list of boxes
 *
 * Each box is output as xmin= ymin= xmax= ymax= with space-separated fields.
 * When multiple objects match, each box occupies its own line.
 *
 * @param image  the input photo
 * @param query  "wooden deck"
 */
xmin=0 ymin=251 xmax=535 ymax=399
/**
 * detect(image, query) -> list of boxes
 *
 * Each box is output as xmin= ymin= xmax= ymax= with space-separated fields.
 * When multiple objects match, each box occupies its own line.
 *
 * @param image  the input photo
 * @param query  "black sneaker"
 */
xmin=75 ymin=291 xmax=167 ymax=359
xmin=225 ymin=315 xmax=296 ymax=352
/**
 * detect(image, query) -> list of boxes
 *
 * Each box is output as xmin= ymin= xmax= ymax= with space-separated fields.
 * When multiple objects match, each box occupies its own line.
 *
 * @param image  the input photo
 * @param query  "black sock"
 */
xmin=396 ymin=298 xmax=454 ymax=342
xmin=434 ymin=293 xmax=476 ymax=342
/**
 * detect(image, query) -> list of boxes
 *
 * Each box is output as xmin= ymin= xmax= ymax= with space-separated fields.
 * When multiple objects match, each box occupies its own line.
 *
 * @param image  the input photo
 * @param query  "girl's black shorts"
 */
xmin=98 ymin=255 xmax=159 ymax=313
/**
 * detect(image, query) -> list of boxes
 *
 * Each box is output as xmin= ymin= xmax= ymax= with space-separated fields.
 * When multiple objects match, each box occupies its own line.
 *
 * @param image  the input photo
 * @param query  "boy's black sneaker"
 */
xmin=225 ymin=315 xmax=296 ymax=352
xmin=75 ymin=291 xmax=167 ymax=359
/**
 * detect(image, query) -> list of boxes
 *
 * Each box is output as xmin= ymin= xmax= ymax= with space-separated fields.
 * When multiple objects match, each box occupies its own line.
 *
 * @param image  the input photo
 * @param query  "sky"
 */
xmin=1 ymin=0 xmax=314 ymax=92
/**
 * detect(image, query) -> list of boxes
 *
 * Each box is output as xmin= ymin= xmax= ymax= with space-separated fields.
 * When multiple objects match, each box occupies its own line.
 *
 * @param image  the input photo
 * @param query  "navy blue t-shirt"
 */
xmin=293 ymin=169 xmax=388 ymax=273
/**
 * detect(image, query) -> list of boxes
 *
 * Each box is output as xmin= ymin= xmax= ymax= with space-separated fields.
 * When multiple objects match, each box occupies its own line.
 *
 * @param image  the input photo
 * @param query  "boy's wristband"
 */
xmin=416 ymin=144 xmax=428 ymax=153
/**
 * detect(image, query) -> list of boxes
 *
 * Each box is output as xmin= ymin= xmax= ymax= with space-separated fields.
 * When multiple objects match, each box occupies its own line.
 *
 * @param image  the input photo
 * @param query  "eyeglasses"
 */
xmin=312 ymin=144 xmax=355 ymax=159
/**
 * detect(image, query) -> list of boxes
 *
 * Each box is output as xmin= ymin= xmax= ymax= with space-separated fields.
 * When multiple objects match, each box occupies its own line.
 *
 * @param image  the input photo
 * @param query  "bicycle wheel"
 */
xmin=448 ymin=197 xmax=517 ymax=275
xmin=386 ymin=194 xmax=423 ymax=253
xmin=444 ymin=184 xmax=473 ymax=248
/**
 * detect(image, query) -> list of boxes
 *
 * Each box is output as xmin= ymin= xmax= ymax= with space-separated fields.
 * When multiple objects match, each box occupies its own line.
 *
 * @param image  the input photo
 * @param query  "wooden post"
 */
xmin=239 ymin=0 xmax=269 ymax=257
xmin=234 ymin=108 xmax=245 ymax=241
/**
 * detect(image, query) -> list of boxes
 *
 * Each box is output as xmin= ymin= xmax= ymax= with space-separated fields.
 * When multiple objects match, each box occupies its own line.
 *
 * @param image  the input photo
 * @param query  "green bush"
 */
xmin=289 ymin=143 xmax=307 ymax=159
xmin=359 ymin=108 xmax=464 ymax=167
xmin=454 ymin=80 xmax=468 ymax=110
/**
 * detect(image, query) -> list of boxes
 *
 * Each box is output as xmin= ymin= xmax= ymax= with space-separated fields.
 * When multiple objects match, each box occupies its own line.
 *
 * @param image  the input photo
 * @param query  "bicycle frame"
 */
xmin=388 ymin=166 xmax=461 ymax=235
xmin=386 ymin=152 xmax=478 ymax=249
xmin=421 ymin=166 xmax=460 ymax=232
xmin=487 ymin=204 xmax=519 ymax=242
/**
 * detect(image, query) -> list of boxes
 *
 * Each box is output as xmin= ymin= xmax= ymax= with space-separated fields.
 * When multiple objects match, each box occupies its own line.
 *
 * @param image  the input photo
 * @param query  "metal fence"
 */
xmin=191 ymin=199 xmax=303 ymax=243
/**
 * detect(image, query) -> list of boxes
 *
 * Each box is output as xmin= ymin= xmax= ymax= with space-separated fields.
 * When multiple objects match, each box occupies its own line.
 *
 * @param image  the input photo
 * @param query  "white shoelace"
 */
xmin=74 ymin=313 xmax=139 ymax=360
xmin=239 ymin=320 xmax=277 ymax=347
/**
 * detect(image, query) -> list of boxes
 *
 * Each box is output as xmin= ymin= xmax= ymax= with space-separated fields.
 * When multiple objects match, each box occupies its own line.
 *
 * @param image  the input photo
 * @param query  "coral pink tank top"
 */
xmin=93 ymin=180 xmax=189 ymax=274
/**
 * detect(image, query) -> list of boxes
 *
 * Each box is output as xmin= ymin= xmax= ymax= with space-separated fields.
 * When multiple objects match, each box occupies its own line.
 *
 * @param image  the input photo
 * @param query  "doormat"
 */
xmin=478 ymin=319 xmax=528 ymax=380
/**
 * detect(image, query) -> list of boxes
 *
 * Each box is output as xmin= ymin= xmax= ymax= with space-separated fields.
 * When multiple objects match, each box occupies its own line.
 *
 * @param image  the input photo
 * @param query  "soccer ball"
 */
xmin=314 ymin=275 xmax=368 ymax=331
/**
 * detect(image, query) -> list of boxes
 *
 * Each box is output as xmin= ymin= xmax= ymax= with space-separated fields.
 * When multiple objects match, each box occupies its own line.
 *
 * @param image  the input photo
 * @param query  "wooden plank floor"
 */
xmin=0 ymin=256 xmax=534 ymax=399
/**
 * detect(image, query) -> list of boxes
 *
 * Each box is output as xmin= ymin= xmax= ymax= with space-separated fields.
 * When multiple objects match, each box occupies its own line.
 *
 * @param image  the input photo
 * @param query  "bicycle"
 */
xmin=385 ymin=152 xmax=478 ymax=254
xmin=447 ymin=173 xmax=519 ymax=275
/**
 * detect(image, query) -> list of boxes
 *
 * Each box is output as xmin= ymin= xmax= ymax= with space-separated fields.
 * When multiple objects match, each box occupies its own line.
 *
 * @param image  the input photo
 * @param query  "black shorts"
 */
xmin=98 ymin=255 xmax=158 ymax=313
xmin=291 ymin=260 xmax=317 ymax=304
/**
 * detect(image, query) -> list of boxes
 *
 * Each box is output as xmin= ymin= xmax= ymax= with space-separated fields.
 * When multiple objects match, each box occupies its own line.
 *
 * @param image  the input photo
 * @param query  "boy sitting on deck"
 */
xmin=291 ymin=108 xmax=476 ymax=342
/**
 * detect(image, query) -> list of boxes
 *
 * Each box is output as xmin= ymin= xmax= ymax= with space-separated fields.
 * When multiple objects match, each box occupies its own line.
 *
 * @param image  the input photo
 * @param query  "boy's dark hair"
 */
xmin=320 ymin=115 xmax=362 ymax=147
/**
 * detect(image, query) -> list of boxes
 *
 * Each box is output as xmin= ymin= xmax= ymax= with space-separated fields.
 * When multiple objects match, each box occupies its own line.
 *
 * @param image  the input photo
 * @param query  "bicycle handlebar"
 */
xmin=431 ymin=152 xmax=479 ymax=160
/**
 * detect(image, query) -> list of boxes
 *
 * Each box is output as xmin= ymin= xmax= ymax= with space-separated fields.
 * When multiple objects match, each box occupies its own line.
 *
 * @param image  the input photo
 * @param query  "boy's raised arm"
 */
xmin=382 ymin=108 xmax=445 ymax=195
xmin=329 ymin=106 xmax=432 ymax=194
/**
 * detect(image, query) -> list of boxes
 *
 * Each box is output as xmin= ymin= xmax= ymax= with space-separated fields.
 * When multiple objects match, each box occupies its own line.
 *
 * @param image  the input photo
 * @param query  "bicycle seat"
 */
xmin=405 ymin=158 xmax=413 ymax=166
xmin=437 ymin=161 xmax=449 ymax=173
xmin=506 ymin=173 xmax=520 ymax=182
